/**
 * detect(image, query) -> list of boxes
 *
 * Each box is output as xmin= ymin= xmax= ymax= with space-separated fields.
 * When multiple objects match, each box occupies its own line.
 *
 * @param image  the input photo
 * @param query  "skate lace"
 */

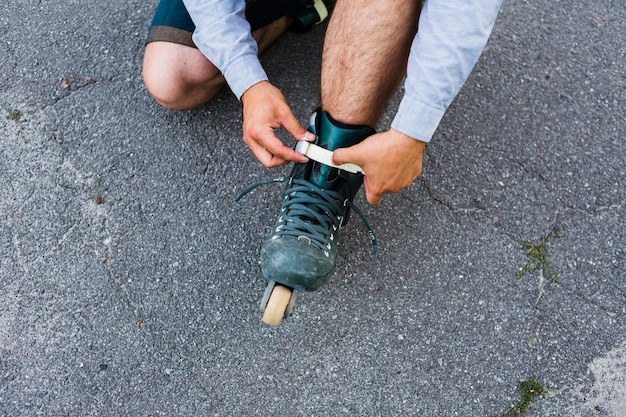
xmin=236 ymin=177 xmax=377 ymax=255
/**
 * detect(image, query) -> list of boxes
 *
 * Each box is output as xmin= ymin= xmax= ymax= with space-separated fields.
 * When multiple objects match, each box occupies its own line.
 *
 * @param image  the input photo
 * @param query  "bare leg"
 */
xmin=321 ymin=0 xmax=422 ymax=126
xmin=142 ymin=16 xmax=293 ymax=110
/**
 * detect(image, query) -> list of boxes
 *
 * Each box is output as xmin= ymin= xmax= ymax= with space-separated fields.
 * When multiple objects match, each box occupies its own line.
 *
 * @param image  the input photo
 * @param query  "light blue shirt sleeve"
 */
xmin=391 ymin=0 xmax=502 ymax=143
xmin=183 ymin=0 xmax=501 ymax=129
xmin=182 ymin=0 xmax=268 ymax=100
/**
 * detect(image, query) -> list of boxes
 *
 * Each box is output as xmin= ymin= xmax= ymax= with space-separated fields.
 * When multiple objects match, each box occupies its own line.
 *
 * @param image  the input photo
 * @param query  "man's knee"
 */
xmin=142 ymin=67 xmax=184 ymax=110
xmin=142 ymin=41 xmax=222 ymax=110
xmin=142 ymin=42 xmax=187 ymax=109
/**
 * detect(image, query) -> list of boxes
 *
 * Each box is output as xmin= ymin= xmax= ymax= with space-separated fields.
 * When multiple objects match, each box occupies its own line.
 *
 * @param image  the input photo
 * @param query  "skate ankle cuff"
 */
xmin=322 ymin=111 xmax=375 ymax=133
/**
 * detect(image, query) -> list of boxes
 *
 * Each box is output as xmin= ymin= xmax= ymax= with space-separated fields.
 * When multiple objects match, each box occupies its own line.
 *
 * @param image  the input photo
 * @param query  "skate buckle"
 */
xmin=295 ymin=141 xmax=364 ymax=175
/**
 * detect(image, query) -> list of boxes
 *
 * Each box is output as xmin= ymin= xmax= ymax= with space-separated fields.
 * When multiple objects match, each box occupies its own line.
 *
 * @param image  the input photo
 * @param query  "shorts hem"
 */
xmin=146 ymin=25 xmax=196 ymax=48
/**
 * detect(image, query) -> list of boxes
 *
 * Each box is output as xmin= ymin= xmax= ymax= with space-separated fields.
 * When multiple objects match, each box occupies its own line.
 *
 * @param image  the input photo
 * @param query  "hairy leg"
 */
xmin=321 ymin=0 xmax=422 ymax=126
xmin=142 ymin=16 xmax=293 ymax=110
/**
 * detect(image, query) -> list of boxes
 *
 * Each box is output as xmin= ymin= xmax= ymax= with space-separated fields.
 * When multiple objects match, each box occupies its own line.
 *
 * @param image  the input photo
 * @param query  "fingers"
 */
xmin=243 ymin=127 xmax=307 ymax=168
xmin=334 ymin=144 xmax=383 ymax=205
xmin=253 ymin=111 xmax=314 ymax=166
xmin=244 ymin=138 xmax=287 ymax=168
xmin=253 ymin=111 xmax=315 ymax=166
xmin=241 ymin=82 xmax=315 ymax=167
xmin=363 ymin=176 xmax=383 ymax=206
xmin=334 ymin=141 xmax=385 ymax=205
xmin=332 ymin=131 xmax=426 ymax=205
xmin=332 ymin=145 xmax=361 ymax=167
xmin=282 ymin=113 xmax=316 ymax=143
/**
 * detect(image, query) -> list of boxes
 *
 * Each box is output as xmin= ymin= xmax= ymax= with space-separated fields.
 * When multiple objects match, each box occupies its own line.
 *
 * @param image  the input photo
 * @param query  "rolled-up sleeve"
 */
xmin=183 ymin=0 xmax=268 ymax=99
xmin=392 ymin=0 xmax=502 ymax=142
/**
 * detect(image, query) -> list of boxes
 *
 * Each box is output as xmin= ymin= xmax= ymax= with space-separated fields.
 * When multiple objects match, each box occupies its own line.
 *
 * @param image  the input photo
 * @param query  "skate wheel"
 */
xmin=262 ymin=283 xmax=294 ymax=327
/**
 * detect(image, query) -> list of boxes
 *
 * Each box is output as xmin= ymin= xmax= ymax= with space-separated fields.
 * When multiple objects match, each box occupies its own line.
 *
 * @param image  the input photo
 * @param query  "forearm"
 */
xmin=392 ymin=0 xmax=502 ymax=142
xmin=182 ymin=0 xmax=268 ymax=99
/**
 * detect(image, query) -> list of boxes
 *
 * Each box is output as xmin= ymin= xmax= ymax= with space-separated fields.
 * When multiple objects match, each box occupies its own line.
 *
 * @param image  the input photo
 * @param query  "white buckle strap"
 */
xmin=295 ymin=141 xmax=364 ymax=175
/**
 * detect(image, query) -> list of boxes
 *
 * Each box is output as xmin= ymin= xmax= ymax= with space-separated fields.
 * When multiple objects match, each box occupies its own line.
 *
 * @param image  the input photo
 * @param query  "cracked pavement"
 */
xmin=1 ymin=0 xmax=625 ymax=416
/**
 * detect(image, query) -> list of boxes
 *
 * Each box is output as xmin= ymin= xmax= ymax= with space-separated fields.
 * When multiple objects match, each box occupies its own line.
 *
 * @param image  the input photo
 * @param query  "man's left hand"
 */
xmin=332 ymin=129 xmax=426 ymax=205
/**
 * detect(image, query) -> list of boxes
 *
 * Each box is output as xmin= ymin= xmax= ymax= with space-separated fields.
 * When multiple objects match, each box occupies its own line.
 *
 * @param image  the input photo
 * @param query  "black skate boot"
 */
xmin=236 ymin=111 xmax=377 ymax=325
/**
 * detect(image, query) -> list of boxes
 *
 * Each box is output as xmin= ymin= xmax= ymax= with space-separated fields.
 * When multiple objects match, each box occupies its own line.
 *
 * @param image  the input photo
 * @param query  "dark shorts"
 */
xmin=147 ymin=0 xmax=308 ymax=48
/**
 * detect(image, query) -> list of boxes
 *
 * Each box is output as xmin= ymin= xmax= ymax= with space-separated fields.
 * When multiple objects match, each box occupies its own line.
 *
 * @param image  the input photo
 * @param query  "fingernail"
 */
xmin=303 ymin=131 xmax=316 ymax=141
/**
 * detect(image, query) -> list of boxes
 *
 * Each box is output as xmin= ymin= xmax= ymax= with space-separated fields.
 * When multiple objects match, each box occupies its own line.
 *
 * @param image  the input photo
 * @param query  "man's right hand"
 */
xmin=241 ymin=81 xmax=315 ymax=168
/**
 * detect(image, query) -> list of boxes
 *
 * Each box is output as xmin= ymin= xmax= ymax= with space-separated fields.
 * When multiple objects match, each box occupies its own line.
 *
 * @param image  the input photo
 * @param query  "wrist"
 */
xmin=241 ymin=80 xmax=271 ymax=104
xmin=389 ymin=128 xmax=427 ymax=149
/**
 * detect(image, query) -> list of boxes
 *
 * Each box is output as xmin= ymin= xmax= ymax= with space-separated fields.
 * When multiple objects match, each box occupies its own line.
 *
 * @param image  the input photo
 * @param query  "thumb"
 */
xmin=332 ymin=143 xmax=362 ymax=166
xmin=282 ymin=113 xmax=316 ymax=142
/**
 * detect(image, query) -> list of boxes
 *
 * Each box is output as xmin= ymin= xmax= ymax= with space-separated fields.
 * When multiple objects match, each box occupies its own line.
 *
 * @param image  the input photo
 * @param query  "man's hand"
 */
xmin=332 ymin=129 xmax=426 ymax=205
xmin=241 ymin=81 xmax=315 ymax=167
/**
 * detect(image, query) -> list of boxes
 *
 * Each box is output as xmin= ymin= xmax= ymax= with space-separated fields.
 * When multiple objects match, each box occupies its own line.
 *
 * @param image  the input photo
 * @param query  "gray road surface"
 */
xmin=1 ymin=0 xmax=625 ymax=415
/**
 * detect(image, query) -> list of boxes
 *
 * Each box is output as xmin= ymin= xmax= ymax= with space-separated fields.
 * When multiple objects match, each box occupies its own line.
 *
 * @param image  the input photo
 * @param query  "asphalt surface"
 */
xmin=1 ymin=0 xmax=625 ymax=416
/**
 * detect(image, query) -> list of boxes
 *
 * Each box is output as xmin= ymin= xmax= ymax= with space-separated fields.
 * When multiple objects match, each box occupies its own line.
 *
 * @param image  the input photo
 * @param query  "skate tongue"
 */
xmin=295 ymin=141 xmax=364 ymax=175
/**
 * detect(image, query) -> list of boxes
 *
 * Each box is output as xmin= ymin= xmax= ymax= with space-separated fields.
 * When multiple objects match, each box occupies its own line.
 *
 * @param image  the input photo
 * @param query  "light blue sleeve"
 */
xmin=182 ymin=0 xmax=268 ymax=99
xmin=391 ymin=0 xmax=502 ymax=142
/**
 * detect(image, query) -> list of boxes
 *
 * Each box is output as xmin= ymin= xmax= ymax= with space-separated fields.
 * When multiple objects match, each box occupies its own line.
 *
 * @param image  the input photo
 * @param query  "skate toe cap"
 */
xmin=261 ymin=237 xmax=336 ymax=292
